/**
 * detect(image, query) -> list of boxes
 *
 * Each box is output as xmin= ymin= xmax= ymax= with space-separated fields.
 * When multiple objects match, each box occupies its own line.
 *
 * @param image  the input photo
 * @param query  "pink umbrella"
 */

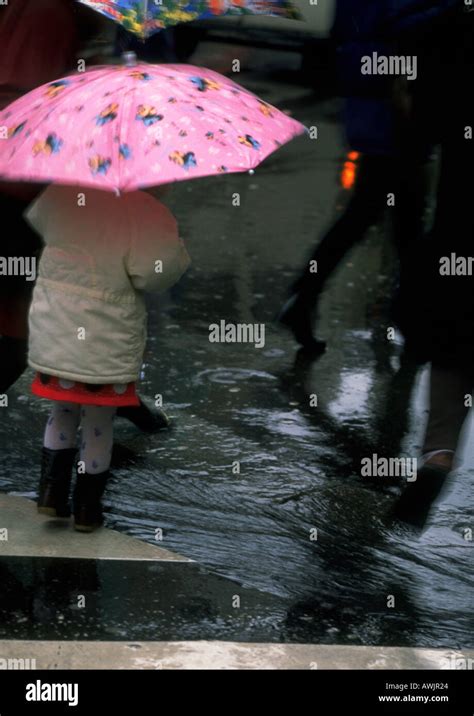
xmin=0 ymin=58 xmax=306 ymax=193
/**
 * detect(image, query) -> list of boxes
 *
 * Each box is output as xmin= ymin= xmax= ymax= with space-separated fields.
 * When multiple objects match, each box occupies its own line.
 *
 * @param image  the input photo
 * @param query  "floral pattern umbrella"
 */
xmin=0 ymin=60 xmax=306 ymax=193
xmin=77 ymin=0 xmax=299 ymax=39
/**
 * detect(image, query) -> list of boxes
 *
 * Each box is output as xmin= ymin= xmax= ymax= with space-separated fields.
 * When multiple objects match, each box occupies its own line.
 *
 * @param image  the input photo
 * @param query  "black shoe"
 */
xmin=116 ymin=399 xmax=170 ymax=433
xmin=278 ymin=295 xmax=326 ymax=355
xmin=37 ymin=447 xmax=77 ymax=518
xmin=73 ymin=471 xmax=109 ymax=533
xmin=390 ymin=464 xmax=450 ymax=529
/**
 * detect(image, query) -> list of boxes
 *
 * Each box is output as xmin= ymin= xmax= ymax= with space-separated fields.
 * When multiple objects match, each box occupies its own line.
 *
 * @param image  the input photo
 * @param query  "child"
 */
xmin=25 ymin=184 xmax=190 ymax=532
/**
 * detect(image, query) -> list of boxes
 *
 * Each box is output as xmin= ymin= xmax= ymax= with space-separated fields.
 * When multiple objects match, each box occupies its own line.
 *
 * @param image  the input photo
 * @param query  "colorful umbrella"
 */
xmin=0 ymin=57 xmax=306 ymax=193
xmin=77 ymin=0 xmax=299 ymax=38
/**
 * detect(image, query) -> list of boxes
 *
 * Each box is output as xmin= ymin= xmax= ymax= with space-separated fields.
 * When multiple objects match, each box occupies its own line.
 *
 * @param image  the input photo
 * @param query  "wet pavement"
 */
xmin=1 ymin=44 xmax=473 ymax=650
xmin=1 ymin=556 xmax=287 ymax=643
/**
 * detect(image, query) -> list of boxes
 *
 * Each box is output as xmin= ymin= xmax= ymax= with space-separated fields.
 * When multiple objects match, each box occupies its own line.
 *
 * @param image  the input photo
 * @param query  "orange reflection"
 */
xmin=340 ymin=151 xmax=360 ymax=190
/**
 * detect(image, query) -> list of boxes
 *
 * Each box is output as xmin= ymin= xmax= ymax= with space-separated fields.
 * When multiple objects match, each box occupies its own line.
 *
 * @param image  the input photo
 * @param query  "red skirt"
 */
xmin=31 ymin=373 xmax=139 ymax=407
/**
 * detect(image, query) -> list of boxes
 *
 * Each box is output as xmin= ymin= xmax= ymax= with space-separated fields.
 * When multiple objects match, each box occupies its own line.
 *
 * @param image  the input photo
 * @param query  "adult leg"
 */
xmin=0 ymin=336 xmax=28 ymax=393
xmin=294 ymin=155 xmax=393 ymax=301
xmin=392 ymin=365 xmax=473 ymax=528
xmin=423 ymin=365 xmax=472 ymax=458
xmin=280 ymin=154 xmax=393 ymax=349
xmin=0 ymin=291 xmax=33 ymax=393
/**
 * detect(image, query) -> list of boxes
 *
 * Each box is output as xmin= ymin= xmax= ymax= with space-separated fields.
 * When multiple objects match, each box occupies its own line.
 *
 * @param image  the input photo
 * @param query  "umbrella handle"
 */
xmin=122 ymin=52 xmax=137 ymax=67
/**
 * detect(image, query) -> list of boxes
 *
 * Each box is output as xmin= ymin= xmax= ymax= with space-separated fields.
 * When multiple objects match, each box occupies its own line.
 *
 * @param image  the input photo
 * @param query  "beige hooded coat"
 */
xmin=25 ymin=184 xmax=190 ymax=384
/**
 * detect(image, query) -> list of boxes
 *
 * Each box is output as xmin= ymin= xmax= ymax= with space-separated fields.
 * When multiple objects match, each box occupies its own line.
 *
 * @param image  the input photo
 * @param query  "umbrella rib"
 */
xmin=116 ymin=82 xmax=138 ymax=192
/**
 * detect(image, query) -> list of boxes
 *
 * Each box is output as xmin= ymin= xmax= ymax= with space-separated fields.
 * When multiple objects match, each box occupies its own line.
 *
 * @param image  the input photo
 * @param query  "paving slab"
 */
xmin=0 ymin=640 xmax=473 ymax=670
xmin=0 ymin=495 xmax=190 ymax=562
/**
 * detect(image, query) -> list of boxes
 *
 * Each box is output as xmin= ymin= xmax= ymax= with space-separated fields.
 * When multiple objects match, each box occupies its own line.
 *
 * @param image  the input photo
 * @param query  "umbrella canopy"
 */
xmin=77 ymin=0 xmax=299 ymax=38
xmin=0 ymin=59 xmax=306 ymax=193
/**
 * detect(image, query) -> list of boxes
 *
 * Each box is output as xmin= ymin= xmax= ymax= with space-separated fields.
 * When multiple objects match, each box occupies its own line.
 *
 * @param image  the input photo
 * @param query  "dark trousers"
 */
xmin=291 ymin=152 xmax=430 ymax=308
xmin=0 ymin=336 xmax=28 ymax=393
xmin=423 ymin=366 xmax=474 ymax=454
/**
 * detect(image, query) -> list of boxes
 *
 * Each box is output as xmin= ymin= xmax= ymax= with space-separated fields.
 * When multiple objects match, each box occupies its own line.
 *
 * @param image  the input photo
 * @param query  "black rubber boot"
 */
xmin=38 ymin=447 xmax=77 ymax=518
xmin=73 ymin=471 xmax=109 ymax=533
xmin=391 ymin=465 xmax=449 ymax=529
xmin=278 ymin=295 xmax=326 ymax=356
xmin=116 ymin=399 xmax=170 ymax=433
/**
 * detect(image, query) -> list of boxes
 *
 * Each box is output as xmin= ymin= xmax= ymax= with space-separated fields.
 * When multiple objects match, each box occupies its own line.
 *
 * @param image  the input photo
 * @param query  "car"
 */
xmin=173 ymin=0 xmax=336 ymax=73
